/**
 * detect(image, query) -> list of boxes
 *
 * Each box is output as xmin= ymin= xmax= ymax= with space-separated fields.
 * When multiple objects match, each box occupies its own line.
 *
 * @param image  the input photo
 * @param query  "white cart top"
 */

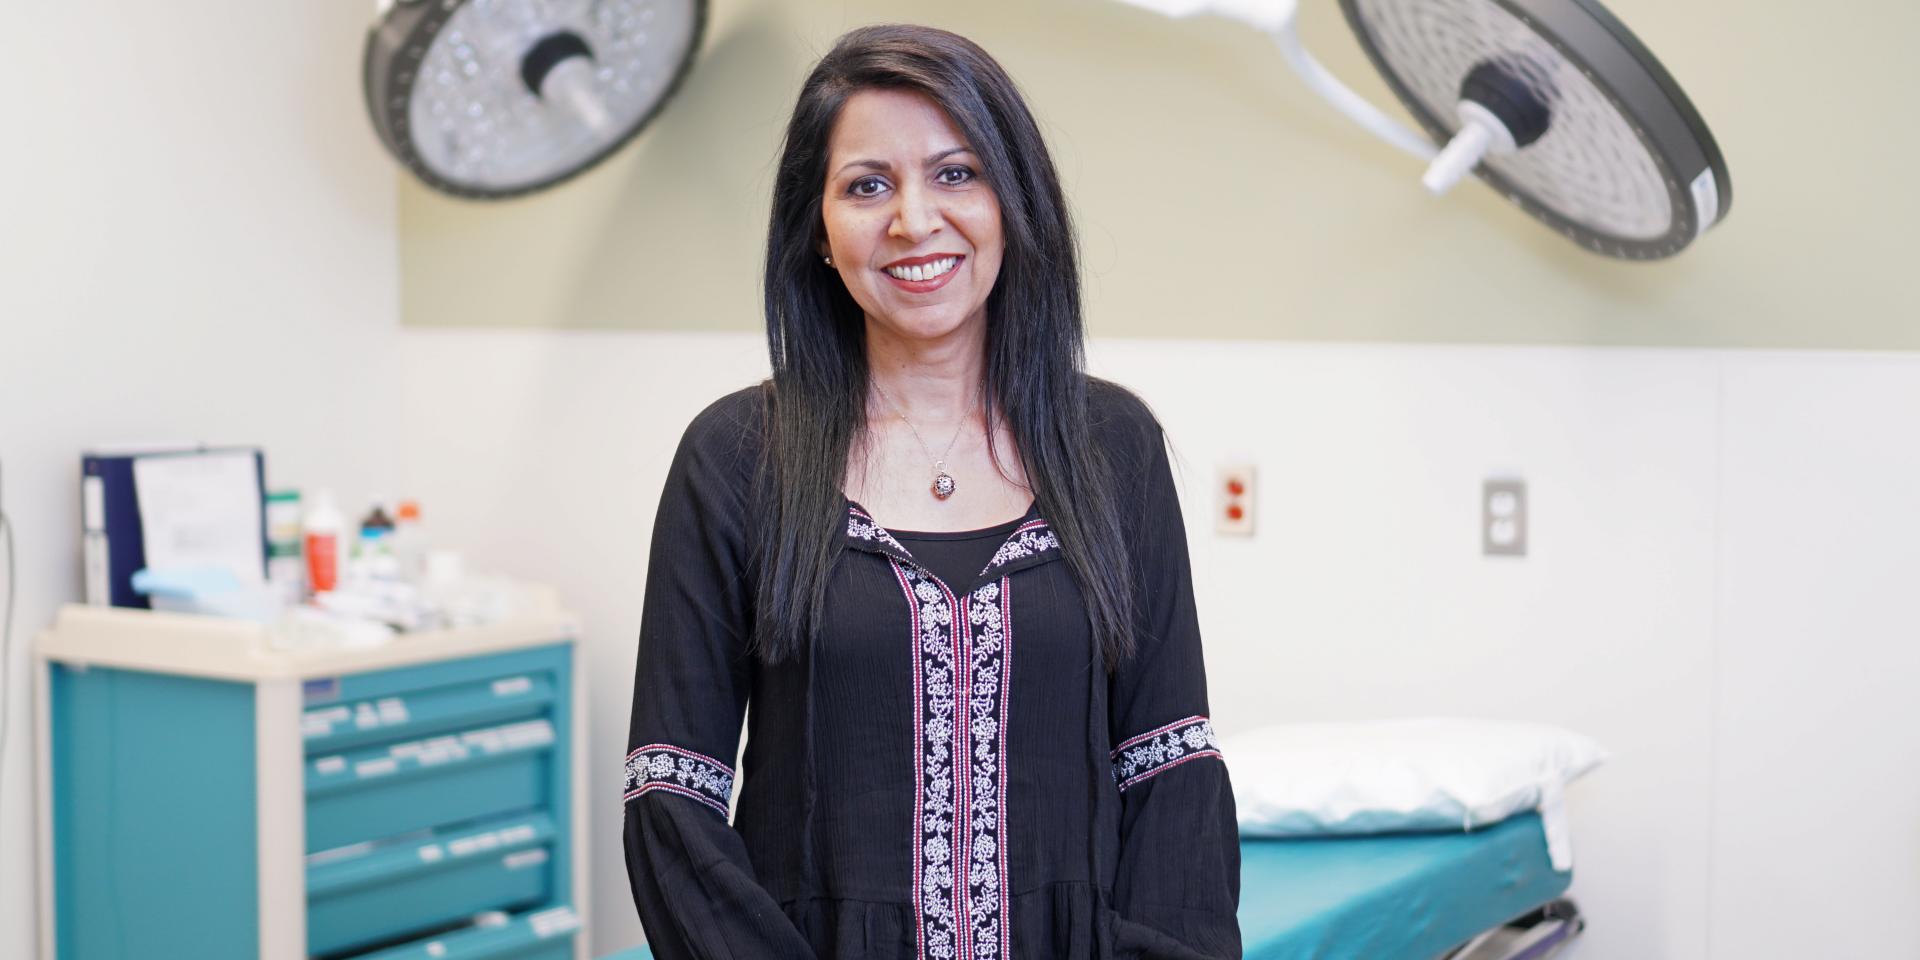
xmin=36 ymin=591 xmax=579 ymax=682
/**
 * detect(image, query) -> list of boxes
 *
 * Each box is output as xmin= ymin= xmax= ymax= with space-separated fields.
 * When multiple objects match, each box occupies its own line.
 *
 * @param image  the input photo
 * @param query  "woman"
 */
xmin=623 ymin=23 xmax=1240 ymax=959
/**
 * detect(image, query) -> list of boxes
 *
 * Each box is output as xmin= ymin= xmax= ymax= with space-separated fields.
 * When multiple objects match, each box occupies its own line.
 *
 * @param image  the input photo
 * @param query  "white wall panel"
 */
xmin=1708 ymin=353 xmax=1920 ymax=956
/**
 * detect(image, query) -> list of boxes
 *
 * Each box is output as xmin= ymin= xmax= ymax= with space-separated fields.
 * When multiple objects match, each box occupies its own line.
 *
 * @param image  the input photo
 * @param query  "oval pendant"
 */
xmin=931 ymin=471 xmax=957 ymax=500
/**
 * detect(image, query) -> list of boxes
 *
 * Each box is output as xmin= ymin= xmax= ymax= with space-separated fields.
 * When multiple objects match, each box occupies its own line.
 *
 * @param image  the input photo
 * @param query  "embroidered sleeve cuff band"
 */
xmin=624 ymin=743 xmax=736 ymax=817
xmin=1111 ymin=715 xmax=1223 ymax=792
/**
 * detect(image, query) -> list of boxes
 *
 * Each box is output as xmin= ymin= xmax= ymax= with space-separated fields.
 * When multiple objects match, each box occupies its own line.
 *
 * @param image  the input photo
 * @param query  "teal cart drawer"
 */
xmin=306 ymin=719 xmax=555 ymax=853
xmin=303 ymin=672 xmax=557 ymax=754
xmin=349 ymin=904 xmax=581 ymax=960
xmin=308 ymin=812 xmax=558 ymax=957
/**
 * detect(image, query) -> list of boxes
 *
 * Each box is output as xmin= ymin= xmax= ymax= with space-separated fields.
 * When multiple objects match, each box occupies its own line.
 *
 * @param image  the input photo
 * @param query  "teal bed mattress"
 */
xmin=1240 ymin=812 xmax=1570 ymax=960
xmin=601 ymin=813 xmax=1570 ymax=960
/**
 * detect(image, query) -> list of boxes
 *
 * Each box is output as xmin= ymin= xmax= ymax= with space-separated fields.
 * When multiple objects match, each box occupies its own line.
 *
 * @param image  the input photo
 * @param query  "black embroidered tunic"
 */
xmin=623 ymin=381 xmax=1241 ymax=959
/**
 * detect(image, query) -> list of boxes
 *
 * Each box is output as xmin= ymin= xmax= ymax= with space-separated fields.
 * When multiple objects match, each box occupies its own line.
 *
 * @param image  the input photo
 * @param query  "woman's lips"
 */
xmin=883 ymin=255 xmax=964 ymax=293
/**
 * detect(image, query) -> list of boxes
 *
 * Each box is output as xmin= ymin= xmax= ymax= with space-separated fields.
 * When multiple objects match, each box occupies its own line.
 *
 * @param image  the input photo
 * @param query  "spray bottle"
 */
xmin=303 ymin=489 xmax=345 ymax=596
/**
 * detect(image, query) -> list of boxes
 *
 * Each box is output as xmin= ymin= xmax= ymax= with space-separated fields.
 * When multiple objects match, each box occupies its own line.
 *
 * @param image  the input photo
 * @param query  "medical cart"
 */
xmin=33 ymin=594 xmax=588 ymax=960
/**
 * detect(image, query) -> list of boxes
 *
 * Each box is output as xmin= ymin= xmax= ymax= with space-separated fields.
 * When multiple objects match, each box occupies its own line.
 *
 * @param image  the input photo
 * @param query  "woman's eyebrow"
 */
xmin=833 ymin=146 xmax=975 ymax=178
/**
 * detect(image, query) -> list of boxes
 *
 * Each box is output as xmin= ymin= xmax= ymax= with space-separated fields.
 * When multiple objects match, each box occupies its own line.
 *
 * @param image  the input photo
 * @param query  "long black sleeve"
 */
xmin=623 ymin=396 xmax=815 ymax=959
xmin=1105 ymin=402 xmax=1242 ymax=959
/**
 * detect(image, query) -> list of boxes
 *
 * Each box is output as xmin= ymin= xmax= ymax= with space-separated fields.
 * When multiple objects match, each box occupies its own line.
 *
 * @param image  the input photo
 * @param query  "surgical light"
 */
xmin=364 ymin=0 xmax=707 ymax=200
xmin=1120 ymin=0 xmax=1731 ymax=259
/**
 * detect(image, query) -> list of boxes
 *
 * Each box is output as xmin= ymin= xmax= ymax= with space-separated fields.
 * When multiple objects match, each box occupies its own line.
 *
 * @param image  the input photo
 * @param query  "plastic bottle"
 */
xmin=392 ymin=499 xmax=424 ymax=581
xmin=303 ymin=489 xmax=345 ymax=596
xmin=265 ymin=490 xmax=305 ymax=604
xmin=357 ymin=504 xmax=400 ymax=581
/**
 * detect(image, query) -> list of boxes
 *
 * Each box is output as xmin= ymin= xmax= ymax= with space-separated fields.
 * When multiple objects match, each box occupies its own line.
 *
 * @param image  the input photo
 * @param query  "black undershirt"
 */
xmin=887 ymin=512 xmax=1029 ymax=590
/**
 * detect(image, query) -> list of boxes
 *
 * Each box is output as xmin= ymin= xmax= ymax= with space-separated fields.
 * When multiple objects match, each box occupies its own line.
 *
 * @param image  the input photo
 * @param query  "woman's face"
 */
xmin=820 ymin=88 xmax=1005 ymax=346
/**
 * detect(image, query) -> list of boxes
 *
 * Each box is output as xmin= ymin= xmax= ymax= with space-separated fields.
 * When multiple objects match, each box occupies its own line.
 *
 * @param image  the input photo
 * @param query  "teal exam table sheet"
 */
xmin=602 ymin=813 xmax=1569 ymax=960
xmin=1238 ymin=812 xmax=1569 ymax=959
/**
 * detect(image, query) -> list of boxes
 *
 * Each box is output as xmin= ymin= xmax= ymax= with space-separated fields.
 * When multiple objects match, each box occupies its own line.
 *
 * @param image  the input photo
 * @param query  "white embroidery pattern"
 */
xmin=1111 ymin=716 xmax=1221 ymax=792
xmin=962 ymin=578 xmax=1013 ymax=958
xmin=892 ymin=560 xmax=1016 ymax=960
xmin=623 ymin=744 xmax=735 ymax=816
xmin=849 ymin=508 xmax=912 ymax=557
xmin=981 ymin=521 xmax=1058 ymax=575
xmin=893 ymin=560 xmax=963 ymax=959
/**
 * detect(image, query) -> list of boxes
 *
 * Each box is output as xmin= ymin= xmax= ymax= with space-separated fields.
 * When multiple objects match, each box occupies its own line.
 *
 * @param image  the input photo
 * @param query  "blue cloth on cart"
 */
xmin=600 ymin=812 xmax=1569 ymax=960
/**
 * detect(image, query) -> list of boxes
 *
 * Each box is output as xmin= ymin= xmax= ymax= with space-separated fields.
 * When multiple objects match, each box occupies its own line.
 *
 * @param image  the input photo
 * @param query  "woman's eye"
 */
xmin=937 ymin=165 xmax=976 ymax=186
xmin=849 ymin=176 xmax=887 ymax=198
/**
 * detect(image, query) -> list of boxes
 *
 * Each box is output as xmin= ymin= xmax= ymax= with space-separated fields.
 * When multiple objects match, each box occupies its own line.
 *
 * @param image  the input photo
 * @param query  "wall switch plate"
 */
xmin=1216 ymin=464 xmax=1255 ymax=536
xmin=1483 ymin=477 xmax=1527 ymax=556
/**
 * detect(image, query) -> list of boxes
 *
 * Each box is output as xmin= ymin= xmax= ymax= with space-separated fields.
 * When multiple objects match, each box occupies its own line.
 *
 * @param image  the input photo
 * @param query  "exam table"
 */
xmin=600 ymin=812 xmax=1580 ymax=960
xmin=1235 ymin=812 xmax=1579 ymax=959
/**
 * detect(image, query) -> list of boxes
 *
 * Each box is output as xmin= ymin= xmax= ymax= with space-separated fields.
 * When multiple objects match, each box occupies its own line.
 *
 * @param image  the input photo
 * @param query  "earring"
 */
xmin=823 ymin=255 xmax=834 ymax=267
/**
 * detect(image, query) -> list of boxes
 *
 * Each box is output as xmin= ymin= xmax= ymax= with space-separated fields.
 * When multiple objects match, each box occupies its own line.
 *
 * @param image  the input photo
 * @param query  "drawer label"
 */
xmin=528 ymin=905 xmax=579 ymax=939
xmin=492 ymin=676 xmax=534 ymax=697
xmin=449 ymin=833 xmax=499 ymax=857
xmin=436 ymin=821 xmax=544 ymax=861
xmin=320 ymin=698 xmax=413 ymax=735
xmin=354 ymin=757 xmax=399 ymax=778
xmin=376 ymin=698 xmax=410 ymax=725
xmin=503 ymin=849 xmax=549 ymax=870
xmin=371 ymin=719 xmax=554 ymax=774
xmin=301 ymin=677 xmax=340 ymax=704
xmin=305 ymin=840 xmax=376 ymax=866
xmin=301 ymin=705 xmax=352 ymax=739
xmin=463 ymin=720 xmax=554 ymax=753
xmin=314 ymin=756 xmax=347 ymax=776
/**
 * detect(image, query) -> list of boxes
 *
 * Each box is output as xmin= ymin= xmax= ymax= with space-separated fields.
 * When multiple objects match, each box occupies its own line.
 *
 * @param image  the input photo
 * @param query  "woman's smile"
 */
xmin=881 ymin=253 xmax=965 ymax=292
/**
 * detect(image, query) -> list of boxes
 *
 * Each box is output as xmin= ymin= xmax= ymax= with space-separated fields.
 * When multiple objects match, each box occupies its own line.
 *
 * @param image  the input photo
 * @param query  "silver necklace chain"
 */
xmin=872 ymin=380 xmax=979 ymax=500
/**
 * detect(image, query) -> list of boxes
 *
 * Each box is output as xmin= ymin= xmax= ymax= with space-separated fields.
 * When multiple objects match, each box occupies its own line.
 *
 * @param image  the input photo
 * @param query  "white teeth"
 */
xmin=886 ymin=256 xmax=958 ymax=282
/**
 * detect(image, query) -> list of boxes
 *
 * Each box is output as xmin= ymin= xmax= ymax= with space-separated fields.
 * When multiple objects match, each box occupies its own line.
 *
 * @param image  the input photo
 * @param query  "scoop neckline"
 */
xmin=848 ymin=498 xmax=1038 ymax=540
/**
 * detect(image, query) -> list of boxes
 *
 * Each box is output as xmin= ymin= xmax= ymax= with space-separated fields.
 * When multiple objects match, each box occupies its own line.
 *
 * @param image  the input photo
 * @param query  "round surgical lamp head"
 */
xmin=1342 ymin=0 xmax=1730 ymax=259
xmin=364 ymin=0 xmax=708 ymax=200
xmin=1119 ymin=0 xmax=1731 ymax=260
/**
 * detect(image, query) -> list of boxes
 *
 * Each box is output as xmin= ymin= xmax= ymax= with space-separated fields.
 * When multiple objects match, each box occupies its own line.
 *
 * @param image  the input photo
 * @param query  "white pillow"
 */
xmin=1223 ymin=718 xmax=1607 ymax=870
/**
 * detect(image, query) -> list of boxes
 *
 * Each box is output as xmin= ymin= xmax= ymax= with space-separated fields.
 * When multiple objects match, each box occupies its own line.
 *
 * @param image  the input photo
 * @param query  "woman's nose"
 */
xmin=888 ymin=184 xmax=943 ymax=242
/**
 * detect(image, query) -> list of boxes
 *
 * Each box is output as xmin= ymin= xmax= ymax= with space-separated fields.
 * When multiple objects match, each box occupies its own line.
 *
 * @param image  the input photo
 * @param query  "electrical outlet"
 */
xmin=1483 ymin=477 xmax=1527 ymax=556
xmin=1216 ymin=464 xmax=1255 ymax=536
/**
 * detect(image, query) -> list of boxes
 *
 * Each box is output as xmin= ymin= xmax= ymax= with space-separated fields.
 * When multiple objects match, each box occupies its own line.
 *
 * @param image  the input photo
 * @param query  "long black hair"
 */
xmin=753 ymin=23 xmax=1135 ymax=670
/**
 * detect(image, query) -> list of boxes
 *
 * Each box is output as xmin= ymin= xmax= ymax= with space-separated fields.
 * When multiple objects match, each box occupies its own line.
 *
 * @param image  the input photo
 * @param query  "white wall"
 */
xmin=0 ymin=4 xmax=404 ymax=957
xmin=398 ymin=329 xmax=1920 ymax=958
xmin=1706 ymin=355 xmax=1920 ymax=957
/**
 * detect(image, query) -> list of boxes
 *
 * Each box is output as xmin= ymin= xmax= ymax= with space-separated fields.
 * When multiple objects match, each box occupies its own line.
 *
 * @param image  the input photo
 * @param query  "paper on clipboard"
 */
xmin=133 ymin=450 xmax=266 ymax=585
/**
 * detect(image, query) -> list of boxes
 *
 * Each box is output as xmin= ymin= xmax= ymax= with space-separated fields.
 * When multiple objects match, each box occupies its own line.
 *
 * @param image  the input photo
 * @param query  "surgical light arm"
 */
xmin=1115 ymin=0 xmax=1522 ymax=195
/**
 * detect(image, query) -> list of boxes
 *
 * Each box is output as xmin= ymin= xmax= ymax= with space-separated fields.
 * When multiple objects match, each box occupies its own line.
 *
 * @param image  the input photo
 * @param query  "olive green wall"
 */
xmin=399 ymin=0 xmax=1920 ymax=349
